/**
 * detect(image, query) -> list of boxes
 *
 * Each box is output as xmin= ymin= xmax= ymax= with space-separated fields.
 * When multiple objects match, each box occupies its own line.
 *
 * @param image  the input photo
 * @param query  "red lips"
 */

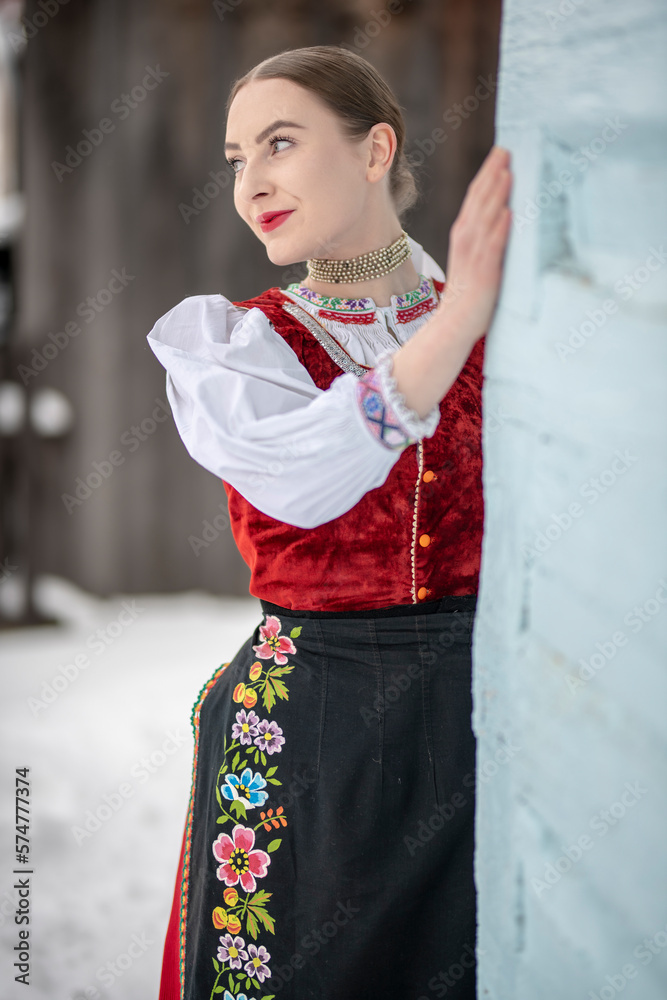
xmin=256 ymin=210 xmax=289 ymax=223
xmin=257 ymin=210 xmax=294 ymax=232
xmin=256 ymin=209 xmax=291 ymax=225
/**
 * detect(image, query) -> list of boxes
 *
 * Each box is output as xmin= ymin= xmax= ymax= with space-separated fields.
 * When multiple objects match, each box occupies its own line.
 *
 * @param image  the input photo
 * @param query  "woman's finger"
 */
xmin=460 ymin=146 xmax=510 ymax=209
xmin=476 ymin=167 xmax=513 ymax=229
xmin=455 ymin=170 xmax=511 ymax=259
xmin=458 ymin=147 xmax=511 ymax=226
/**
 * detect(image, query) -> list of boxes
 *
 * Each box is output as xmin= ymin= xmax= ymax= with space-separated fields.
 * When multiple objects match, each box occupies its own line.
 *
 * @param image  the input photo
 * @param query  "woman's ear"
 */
xmin=366 ymin=122 xmax=397 ymax=183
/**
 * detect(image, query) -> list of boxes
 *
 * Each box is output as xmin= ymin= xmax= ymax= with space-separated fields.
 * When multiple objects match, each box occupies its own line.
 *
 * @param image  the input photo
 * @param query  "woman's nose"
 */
xmin=236 ymin=158 xmax=272 ymax=204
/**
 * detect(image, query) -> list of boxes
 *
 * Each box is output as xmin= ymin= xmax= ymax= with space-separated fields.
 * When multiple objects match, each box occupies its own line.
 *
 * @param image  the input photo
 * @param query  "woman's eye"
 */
xmin=226 ymin=136 xmax=294 ymax=174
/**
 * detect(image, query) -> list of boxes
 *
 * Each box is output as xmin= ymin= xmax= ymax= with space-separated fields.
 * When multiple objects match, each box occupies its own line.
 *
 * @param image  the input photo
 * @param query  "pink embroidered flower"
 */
xmin=252 ymin=615 xmax=296 ymax=665
xmin=212 ymin=824 xmax=271 ymax=893
xmin=231 ymin=709 xmax=260 ymax=746
xmin=254 ymin=719 xmax=285 ymax=755
xmin=244 ymin=942 xmax=272 ymax=982
xmin=216 ymin=932 xmax=248 ymax=970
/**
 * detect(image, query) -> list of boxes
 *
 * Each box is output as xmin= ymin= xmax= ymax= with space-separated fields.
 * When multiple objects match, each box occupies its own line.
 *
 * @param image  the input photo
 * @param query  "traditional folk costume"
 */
xmin=147 ymin=235 xmax=484 ymax=1000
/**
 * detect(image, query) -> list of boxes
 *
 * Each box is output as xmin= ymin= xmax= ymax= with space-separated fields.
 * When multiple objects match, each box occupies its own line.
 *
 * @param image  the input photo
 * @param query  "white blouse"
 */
xmin=146 ymin=237 xmax=445 ymax=529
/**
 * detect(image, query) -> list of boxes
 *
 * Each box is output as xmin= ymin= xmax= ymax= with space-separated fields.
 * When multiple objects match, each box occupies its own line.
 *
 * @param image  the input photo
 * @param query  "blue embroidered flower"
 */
xmin=221 ymin=767 xmax=269 ymax=809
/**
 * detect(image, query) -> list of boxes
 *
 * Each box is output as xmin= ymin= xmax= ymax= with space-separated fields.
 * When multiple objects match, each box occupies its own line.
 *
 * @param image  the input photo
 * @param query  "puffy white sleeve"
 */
xmin=146 ymin=294 xmax=435 ymax=529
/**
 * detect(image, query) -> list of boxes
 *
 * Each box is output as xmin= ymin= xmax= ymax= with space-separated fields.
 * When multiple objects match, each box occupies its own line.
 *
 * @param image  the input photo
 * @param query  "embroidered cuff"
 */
xmin=355 ymin=350 xmax=441 ymax=451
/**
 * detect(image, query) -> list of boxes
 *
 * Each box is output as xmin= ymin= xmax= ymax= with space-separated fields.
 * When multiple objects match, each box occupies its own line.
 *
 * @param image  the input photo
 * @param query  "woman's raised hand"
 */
xmin=440 ymin=146 xmax=513 ymax=343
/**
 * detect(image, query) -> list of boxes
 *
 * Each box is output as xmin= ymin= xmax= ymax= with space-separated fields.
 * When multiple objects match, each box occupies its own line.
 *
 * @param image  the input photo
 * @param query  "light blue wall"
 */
xmin=473 ymin=2 xmax=667 ymax=997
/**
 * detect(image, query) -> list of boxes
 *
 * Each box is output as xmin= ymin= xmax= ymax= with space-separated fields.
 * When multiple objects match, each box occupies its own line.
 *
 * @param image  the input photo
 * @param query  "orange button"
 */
xmin=419 ymin=533 xmax=431 ymax=547
xmin=423 ymin=470 xmax=435 ymax=483
xmin=417 ymin=586 xmax=429 ymax=600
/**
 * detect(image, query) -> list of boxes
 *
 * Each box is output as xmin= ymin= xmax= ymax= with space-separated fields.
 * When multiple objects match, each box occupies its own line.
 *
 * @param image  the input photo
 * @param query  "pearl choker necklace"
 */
xmin=306 ymin=230 xmax=412 ymax=284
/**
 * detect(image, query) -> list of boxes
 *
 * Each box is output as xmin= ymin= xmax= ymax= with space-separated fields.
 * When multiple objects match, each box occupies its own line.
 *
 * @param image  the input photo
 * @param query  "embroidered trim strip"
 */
xmin=355 ymin=366 xmax=418 ymax=451
xmin=178 ymin=661 xmax=233 ymax=998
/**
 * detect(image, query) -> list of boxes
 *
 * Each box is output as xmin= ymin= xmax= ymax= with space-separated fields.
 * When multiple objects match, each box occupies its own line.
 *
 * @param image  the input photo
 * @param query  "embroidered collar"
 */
xmin=283 ymin=274 xmax=439 ymax=325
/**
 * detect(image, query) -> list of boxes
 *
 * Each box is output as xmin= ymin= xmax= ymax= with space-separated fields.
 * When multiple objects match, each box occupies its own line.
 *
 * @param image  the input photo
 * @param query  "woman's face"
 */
xmin=225 ymin=77 xmax=391 ymax=266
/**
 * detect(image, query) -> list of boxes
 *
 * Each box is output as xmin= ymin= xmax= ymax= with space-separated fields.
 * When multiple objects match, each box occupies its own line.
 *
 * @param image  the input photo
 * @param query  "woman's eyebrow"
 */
xmin=224 ymin=120 xmax=306 ymax=151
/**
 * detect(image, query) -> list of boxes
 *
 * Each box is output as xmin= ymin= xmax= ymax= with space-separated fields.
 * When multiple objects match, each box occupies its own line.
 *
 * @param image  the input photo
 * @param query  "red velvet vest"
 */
xmin=222 ymin=284 xmax=485 ymax=612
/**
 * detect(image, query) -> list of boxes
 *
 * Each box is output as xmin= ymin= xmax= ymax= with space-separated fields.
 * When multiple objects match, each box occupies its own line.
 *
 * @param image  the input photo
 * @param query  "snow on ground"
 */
xmin=0 ymin=575 xmax=264 ymax=1000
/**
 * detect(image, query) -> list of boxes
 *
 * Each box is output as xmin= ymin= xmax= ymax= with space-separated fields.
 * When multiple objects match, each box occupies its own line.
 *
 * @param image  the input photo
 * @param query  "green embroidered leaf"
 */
xmin=251 ymin=977 xmax=261 ymax=989
xmin=246 ymin=900 xmax=276 ymax=933
xmin=228 ymin=971 xmax=235 ymax=991
xmin=254 ymin=749 xmax=260 ymax=764
xmin=213 ymin=987 xmax=224 ymax=995
xmin=245 ymin=978 xmax=253 ymax=990
xmin=267 ymin=777 xmax=281 ymax=785
xmin=249 ymin=889 xmax=272 ymax=906
xmin=267 ymin=838 xmax=282 ymax=853
xmin=269 ymin=665 xmax=294 ymax=676
xmin=215 ymin=785 xmax=222 ymax=808
xmin=266 ymin=766 xmax=278 ymax=777
xmin=212 ymin=957 xmax=220 ymax=973
xmin=232 ymin=751 xmax=240 ymax=771
xmin=230 ymin=799 xmax=247 ymax=819
xmin=260 ymin=751 xmax=267 ymax=766
xmin=246 ymin=908 xmax=259 ymax=939
xmin=261 ymin=994 xmax=277 ymax=999
xmin=262 ymin=681 xmax=276 ymax=712
xmin=290 ymin=626 xmax=302 ymax=638
xmin=272 ymin=678 xmax=289 ymax=700
xmin=253 ymin=907 xmax=276 ymax=934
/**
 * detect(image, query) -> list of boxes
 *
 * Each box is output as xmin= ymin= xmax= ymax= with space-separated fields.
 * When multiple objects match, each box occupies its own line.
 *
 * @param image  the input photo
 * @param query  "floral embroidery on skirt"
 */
xmin=207 ymin=615 xmax=299 ymax=999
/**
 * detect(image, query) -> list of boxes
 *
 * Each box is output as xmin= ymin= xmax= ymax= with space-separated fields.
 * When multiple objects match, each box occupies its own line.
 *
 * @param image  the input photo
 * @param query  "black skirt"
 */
xmin=174 ymin=595 xmax=477 ymax=1000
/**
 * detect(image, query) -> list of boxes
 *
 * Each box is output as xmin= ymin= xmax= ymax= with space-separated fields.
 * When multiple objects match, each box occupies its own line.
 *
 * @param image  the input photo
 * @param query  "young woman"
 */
xmin=148 ymin=44 xmax=512 ymax=1000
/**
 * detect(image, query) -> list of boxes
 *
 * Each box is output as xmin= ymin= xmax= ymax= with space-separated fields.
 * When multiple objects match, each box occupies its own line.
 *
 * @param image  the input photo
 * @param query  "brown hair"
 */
xmin=225 ymin=45 xmax=419 ymax=219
